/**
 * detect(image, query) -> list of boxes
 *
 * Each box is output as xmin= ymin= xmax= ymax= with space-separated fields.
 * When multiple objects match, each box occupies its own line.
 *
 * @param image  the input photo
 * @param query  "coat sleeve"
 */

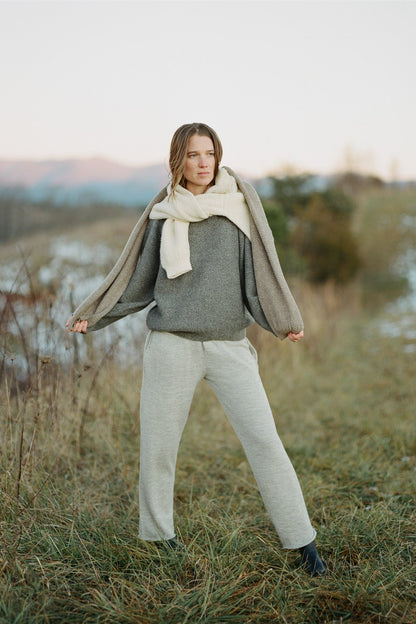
xmin=88 ymin=220 xmax=162 ymax=332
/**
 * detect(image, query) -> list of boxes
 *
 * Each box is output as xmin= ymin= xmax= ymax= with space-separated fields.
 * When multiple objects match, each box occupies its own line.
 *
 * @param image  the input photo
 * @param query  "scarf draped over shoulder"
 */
xmin=67 ymin=167 xmax=303 ymax=340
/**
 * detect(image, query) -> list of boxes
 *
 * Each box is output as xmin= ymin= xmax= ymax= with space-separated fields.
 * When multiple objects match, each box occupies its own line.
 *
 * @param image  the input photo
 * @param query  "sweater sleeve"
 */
xmin=88 ymin=220 xmax=162 ymax=332
xmin=240 ymin=230 xmax=273 ymax=334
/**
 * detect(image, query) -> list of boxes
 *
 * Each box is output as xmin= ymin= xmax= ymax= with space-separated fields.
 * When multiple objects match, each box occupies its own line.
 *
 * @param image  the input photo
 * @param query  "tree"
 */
xmin=292 ymin=192 xmax=361 ymax=283
xmin=264 ymin=177 xmax=362 ymax=284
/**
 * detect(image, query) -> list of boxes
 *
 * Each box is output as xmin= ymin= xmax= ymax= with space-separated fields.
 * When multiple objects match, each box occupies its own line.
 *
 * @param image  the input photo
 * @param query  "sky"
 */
xmin=0 ymin=0 xmax=415 ymax=179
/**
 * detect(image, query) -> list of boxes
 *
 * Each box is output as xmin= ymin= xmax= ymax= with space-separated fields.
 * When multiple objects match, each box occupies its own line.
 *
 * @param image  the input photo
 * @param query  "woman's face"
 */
xmin=183 ymin=134 xmax=216 ymax=195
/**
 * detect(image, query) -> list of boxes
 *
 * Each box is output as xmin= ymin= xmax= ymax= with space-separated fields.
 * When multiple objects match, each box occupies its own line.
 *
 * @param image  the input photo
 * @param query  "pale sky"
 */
xmin=1 ymin=0 xmax=415 ymax=179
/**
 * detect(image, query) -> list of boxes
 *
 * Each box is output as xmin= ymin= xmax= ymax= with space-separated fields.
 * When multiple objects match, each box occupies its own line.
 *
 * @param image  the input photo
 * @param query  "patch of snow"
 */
xmin=2 ymin=235 xmax=148 ymax=373
xmin=0 ymin=261 xmax=32 ymax=295
xmin=375 ymin=214 xmax=416 ymax=348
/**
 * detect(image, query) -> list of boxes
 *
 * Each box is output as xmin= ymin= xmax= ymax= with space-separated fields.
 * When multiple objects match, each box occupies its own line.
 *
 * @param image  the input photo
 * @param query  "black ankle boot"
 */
xmin=299 ymin=540 xmax=327 ymax=576
xmin=154 ymin=537 xmax=186 ymax=552
xmin=165 ymin=537 xmax=186 ymax=551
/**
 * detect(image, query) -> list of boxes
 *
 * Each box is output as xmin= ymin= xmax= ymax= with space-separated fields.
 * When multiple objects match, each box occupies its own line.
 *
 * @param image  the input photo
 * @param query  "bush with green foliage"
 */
xmin=263 ymin=176 xmax=362 ymax=284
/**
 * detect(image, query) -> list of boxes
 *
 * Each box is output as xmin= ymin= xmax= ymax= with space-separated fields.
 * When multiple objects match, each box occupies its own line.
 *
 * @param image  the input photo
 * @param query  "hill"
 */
xmin=0 ymin=157 xmax=170 ymax=206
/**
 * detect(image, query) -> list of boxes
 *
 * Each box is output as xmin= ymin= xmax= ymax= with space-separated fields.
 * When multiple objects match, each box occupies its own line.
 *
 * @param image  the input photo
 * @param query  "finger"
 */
xmin=74 ymin=320 xmax=87 ymax=333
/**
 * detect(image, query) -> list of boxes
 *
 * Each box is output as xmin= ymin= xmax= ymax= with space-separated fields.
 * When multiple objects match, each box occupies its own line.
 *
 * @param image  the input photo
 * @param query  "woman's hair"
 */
xmin=169 ymin=122 xmax=223 ymax=196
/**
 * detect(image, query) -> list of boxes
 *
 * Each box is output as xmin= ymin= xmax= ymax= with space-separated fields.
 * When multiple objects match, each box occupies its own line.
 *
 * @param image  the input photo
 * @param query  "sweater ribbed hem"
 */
xmin=146 ymin=326 xmax=247 ymax=343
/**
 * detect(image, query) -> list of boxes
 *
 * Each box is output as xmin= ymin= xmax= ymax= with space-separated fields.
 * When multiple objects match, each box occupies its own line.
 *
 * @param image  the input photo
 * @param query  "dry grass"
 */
xmin=1 ymin=287 xmax=415 ymax=623
xmin=1 ymin=187 xmax=415 ymax=623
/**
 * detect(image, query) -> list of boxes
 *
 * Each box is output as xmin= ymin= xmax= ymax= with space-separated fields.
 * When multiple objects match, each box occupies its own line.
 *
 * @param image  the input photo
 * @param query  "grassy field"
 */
xmin=0 ymin=188 xmax=415 ymax=623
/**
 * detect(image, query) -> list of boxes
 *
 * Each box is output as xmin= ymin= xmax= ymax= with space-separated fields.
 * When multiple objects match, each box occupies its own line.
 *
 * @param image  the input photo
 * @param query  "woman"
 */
xmin=66 ymin=123 xmax=327 ymax=576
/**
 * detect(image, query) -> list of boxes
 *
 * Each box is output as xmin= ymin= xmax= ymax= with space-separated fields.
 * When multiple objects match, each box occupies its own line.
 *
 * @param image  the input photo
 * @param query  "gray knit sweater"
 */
xmin=91 ymin=215 xmax=272 ymax=341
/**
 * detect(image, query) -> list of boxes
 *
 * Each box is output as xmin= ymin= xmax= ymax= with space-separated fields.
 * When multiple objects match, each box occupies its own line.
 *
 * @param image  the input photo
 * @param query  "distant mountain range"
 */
xmin=2 ymin=156 xmax=405 ymax=208
xmin=0 ymin=157 xmax=277 ymax=207
xmin=0 ymin=157 xmax=171 ymax=206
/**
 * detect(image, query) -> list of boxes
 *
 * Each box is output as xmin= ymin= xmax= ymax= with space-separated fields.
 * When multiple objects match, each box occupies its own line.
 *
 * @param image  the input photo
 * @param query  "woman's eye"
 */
xmin=188 ymin=152 xmax=214 ymax=158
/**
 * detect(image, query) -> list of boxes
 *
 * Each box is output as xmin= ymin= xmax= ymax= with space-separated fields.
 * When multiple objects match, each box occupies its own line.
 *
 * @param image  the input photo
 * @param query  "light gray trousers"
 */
xmin=138 ymin=330 xmax=316 ymax=549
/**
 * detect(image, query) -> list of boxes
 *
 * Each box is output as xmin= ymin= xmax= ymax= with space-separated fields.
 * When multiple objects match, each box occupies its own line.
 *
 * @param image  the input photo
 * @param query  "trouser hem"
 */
xmin=281 ymin=528 xmax=317 ymax=550
xmin=138 ymin=533 xmax=177 ymax=542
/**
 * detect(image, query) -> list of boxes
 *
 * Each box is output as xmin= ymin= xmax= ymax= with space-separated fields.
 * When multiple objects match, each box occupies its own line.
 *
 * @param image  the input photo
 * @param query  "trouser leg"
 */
xmin=205 ymin=338 xmax=316 ymax=549
xmin=138 ymin=331 xmax=203 ymax=541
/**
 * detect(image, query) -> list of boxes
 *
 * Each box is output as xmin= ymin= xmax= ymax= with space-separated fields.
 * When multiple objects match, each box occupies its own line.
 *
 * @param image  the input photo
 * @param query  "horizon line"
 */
xmin=0 ymin=154 xmax=412 ymax=183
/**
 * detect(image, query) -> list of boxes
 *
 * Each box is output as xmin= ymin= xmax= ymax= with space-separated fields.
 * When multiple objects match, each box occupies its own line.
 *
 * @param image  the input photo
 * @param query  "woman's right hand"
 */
xmin=66 ymin=317 xmax=88 ymax=333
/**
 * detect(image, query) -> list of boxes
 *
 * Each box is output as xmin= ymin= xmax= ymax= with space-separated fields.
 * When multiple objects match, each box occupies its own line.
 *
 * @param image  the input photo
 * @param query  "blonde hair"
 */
xmin=169 ymin=123 xmax=223 ymax=196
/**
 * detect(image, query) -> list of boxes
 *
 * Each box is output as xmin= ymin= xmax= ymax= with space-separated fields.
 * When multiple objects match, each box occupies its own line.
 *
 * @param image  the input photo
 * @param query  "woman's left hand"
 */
xmin=287 ymin=330 xmax=304 ymax=342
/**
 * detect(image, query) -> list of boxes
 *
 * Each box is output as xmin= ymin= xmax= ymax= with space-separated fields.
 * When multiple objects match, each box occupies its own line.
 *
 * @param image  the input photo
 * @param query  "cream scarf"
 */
xmin=149 ymin=167 xmax=251 ymax=278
